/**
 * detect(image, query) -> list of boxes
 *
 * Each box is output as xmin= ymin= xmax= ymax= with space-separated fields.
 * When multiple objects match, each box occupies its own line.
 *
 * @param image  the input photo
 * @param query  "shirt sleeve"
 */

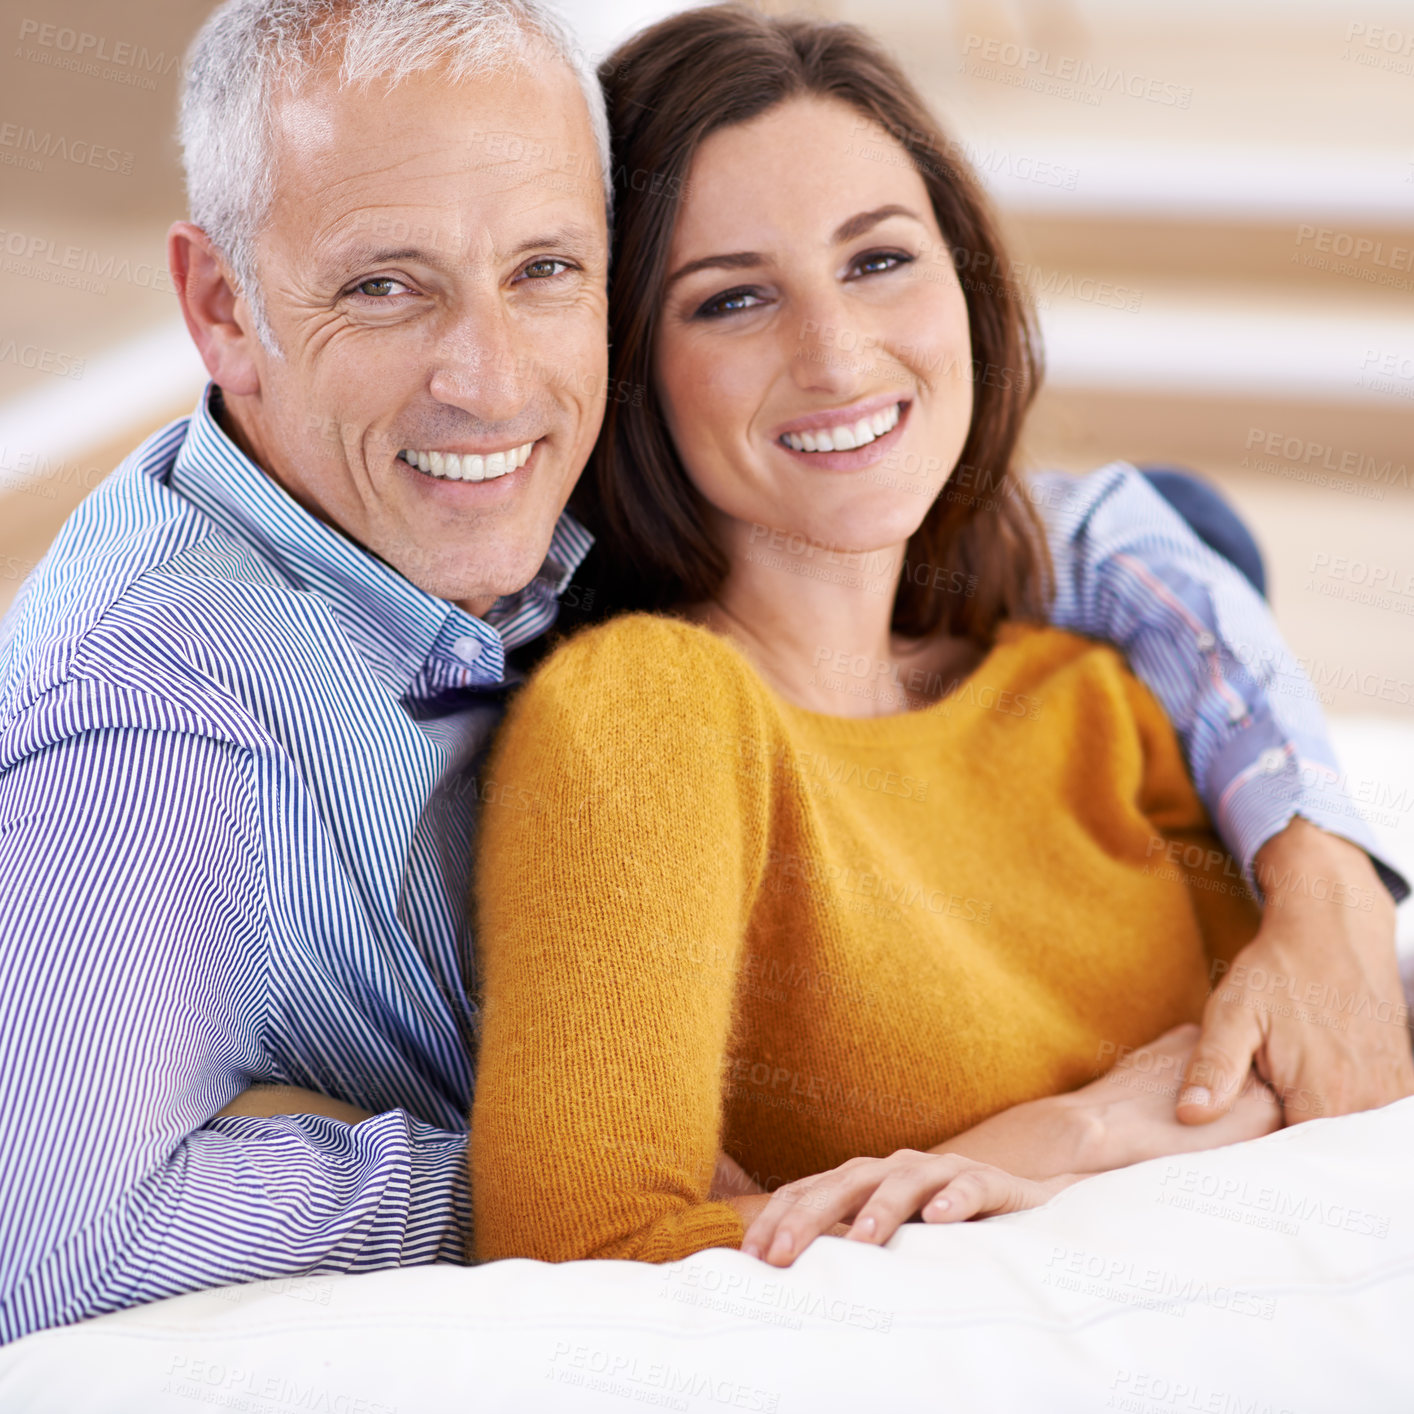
xmin=1033 ymin=463 xmax=1408 ymax=902
xmin=471 ymin=618 xmax=768 ymax=1265
xmin=0 ymin=726 xmax=468 ymax=1344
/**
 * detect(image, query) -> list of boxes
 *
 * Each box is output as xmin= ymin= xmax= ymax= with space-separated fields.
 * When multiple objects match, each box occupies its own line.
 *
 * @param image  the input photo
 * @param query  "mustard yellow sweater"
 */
xmin=470 ymin=615 xmax=1258 ymax=1264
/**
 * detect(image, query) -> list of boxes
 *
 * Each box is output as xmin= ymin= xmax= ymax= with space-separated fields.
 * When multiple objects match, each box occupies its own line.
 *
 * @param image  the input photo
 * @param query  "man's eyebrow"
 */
xmin=322 ymin=223 xmax=601 ymax=278
xmin=506 ymin=222 xmax=600 ymax=259
xmin=664 ymin=207 xmax=926 ymax=293
xmin=320 ymin=245 xmax=446 ymax=279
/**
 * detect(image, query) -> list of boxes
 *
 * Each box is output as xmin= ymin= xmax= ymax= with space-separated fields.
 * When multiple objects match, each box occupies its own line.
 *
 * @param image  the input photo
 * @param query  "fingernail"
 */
xmin=928 ymin=1197 xmax=951 ymax=1213
xmin=767 ymin=1232 xmax=793 ymax=1263
xmin=853 ymin=1215 xmax=876 ymax=1239
xmin=1179 ymin=1086 xmax=1212 ymax=1108
xmin=742 ymin=1241 xmax=761 ymax=1260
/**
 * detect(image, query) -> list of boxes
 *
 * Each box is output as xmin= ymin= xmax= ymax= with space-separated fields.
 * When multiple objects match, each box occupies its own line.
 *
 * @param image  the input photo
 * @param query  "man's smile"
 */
xmin=396 ymin=439 xmax=539 ymax=482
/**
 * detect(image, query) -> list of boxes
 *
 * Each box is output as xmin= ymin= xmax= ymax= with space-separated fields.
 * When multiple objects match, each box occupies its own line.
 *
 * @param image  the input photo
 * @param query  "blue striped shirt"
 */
xmin=0 ymin=388 xmax=1401 ymax=1344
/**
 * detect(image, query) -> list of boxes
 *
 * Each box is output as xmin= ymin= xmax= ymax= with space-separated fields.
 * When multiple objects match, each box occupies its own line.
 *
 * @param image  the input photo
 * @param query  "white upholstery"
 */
xmin=3 ymin=1097 xmax=1412 ymax=1412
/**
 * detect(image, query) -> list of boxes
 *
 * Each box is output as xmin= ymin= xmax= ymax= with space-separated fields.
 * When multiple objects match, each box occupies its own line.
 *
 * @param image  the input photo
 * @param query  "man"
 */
xmin=0 ymin=0 xmax=1407 ymax=1345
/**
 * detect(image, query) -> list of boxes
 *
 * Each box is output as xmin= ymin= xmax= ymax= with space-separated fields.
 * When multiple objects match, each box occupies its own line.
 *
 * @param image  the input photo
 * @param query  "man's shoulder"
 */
xmin=0 ymin=422 xmax=333 ymax=748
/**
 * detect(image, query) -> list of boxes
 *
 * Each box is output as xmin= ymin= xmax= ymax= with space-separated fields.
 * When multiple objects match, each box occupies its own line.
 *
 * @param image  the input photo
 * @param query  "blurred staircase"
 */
xmin=823 ymin=0 xmax=1414 ymax=716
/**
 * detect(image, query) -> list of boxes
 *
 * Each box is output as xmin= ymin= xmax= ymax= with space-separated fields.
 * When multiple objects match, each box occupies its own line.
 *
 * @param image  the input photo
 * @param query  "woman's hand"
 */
xmin=735 ymin=1023 xmax=1282 ymax=1268
xmin=910 ymin=1024 xmax=1280 ymax=1185
xmin=740 ymin=1152 xmax=1077 ymax=1267
xmin=709 ymin=1150 xmax=766 ymax=1199
xmin=1052 ymin=1023 xmax=1281 ymax=1173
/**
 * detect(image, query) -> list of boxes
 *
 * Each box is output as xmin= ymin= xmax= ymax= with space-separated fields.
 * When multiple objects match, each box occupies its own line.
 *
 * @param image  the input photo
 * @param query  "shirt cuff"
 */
xmin=1204 ymin=712 xmax=1410 ymax=904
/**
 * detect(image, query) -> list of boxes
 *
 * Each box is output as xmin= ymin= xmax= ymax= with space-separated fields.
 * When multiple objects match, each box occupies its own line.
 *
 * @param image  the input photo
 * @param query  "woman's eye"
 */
xmin=352 ymin=276 xmax=407 ymax=298
xmin=694 ymin=287 xmax=765 ymax=319
xmin=520 ymin=258 xmax=573 ymax=280
xmin=851 ymin=251 xmax=912 ymax=277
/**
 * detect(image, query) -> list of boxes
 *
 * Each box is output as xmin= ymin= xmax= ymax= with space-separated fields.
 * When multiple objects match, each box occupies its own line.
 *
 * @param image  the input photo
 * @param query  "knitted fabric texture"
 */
xmin=470 ymin=614 xmax=1258 ymax=1263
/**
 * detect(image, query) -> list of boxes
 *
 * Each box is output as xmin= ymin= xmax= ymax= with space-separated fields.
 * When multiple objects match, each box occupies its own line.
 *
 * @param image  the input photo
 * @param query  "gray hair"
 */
xmin=178 ymin=0 xmax=611 ymax=353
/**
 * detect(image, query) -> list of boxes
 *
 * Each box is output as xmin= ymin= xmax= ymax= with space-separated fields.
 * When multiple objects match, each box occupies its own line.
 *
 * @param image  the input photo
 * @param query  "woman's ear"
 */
xmin=167 ymin=221 xmax=263 ymax=397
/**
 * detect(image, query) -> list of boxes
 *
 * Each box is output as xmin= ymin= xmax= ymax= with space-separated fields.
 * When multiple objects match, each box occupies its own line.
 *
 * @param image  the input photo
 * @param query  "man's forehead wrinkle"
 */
xmin=285 ymin=141 xmax=565 ymax=222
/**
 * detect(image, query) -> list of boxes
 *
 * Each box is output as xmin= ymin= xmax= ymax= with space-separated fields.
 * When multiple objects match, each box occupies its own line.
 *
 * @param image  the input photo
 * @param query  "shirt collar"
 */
xmin=166 ymin=385 xmax=592 ymax=701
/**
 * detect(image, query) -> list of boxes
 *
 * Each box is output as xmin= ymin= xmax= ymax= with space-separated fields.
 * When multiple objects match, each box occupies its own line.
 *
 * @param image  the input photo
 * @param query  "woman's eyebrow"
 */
xmin=664 ymin=249 xmax=767 ymax=293
xmin=664 ymin=206 xmax=926 ymax=292
xmin=831 ymin=205 xmax=924 ymax=242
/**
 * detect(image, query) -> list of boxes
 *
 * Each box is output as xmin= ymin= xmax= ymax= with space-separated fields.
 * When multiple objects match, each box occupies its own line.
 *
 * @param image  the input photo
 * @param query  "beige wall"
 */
xmin=3 ymin=0 xmax=1412 ymax=718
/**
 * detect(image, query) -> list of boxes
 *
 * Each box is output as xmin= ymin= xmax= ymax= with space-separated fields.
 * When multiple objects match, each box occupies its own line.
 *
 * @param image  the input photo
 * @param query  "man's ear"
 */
xmin=168 ymin=221 xmax=262 ymax=397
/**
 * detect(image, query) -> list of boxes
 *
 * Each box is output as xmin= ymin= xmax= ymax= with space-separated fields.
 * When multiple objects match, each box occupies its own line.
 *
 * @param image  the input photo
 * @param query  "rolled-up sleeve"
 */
xmin=1033 ymin=463 xmax=1407 ymax=901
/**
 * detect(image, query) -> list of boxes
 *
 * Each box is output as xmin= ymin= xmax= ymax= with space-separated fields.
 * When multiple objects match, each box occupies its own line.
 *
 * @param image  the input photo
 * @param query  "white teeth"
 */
xmin=400 ymin=441 xmax=535 ymax=482
xmin=780 ymin=403 xmax=902 ymax=454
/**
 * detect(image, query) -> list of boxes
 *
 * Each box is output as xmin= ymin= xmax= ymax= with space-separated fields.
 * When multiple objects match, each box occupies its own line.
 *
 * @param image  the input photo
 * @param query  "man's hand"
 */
xmin=1178 ymin=819 xmax=1414 ymax=1125
xmin=216 ymin=1084 xmax=374 ymax=1125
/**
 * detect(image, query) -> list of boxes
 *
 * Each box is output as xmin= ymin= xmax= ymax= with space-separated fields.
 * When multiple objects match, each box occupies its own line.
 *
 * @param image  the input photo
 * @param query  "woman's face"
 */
xmin=653 ymin=96 xmax=975 ymax=562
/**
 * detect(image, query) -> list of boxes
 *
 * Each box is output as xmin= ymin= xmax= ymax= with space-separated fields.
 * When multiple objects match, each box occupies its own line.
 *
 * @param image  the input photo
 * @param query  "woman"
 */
xmin=467 ymin=5 xmax=1290 ymax=1270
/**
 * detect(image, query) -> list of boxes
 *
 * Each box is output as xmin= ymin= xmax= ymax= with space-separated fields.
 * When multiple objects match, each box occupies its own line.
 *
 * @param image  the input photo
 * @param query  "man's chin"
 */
xmin=399 ymin=552 xmax=551 ymax=615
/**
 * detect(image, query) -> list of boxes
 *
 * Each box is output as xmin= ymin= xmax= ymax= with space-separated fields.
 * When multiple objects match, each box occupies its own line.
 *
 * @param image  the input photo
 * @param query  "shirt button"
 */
xmin=452 ymin=634 xmax=486 ymax=665
xmin=1195 ymin=631 xmax=1217 ymax=652
xmin=1258 ymin=748 xmax=1287 ymax=775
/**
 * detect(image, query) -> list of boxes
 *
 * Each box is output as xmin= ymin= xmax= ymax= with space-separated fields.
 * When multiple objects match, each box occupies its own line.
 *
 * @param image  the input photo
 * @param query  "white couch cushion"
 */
xmin=3 ymin=1096 xmax=1412 ymax=1412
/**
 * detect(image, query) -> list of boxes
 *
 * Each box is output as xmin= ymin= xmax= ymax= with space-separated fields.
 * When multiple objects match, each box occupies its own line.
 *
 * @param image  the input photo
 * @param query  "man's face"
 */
xmin=225 ymin=52 xmax=609 ymax=615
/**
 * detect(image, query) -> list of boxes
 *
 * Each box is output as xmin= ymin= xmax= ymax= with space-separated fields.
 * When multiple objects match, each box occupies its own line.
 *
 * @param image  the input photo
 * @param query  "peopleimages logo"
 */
xmin=958 ymin=34 xmax=1194 ymax=108
xmin=0 ymin=123 xmax=134 ymax=176
xmin=15 ymin=19 xmax=180 ymax=90
xmin=0 ymin=229 xmax=174 ymax=296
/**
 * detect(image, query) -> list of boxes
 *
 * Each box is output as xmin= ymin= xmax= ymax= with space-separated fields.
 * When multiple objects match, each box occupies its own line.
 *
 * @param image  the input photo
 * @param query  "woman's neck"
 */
xmin=686 ymin=529 xmax=979 ymax=718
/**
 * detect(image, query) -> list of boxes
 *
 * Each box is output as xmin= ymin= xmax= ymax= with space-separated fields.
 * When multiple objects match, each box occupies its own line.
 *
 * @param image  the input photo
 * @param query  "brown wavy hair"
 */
xmin=575 ymin=3 xmax=1050 ymax=643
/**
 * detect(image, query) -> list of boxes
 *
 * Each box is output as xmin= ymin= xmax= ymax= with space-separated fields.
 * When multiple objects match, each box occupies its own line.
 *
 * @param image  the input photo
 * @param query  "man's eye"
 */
xmin=693 ymin=287 xmax=765 ymax=319
xmin=520 ymin=258 xmax=573 ymax=280
xmin=351 ymin=277 xmax=407 ymax=298
xmin=851 ymin=251 xmax=912 ymax=277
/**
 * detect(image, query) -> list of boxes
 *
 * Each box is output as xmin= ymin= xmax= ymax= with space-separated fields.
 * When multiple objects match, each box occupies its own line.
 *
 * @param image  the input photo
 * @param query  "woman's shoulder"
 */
xmin=989 ymin=620 xmax=1177 ymax=748
xmin=535 ymin=611 xmax=752 ymax=686
xmin=990 ymin=620 xmax=1131 ymax=683
xmin=511 ymin=612 xmax=770 ymax=737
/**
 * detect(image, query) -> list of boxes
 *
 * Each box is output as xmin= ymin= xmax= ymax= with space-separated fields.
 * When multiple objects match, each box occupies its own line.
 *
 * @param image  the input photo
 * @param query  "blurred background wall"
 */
xmin=2 ymin=0 xmax=1411 ymax=729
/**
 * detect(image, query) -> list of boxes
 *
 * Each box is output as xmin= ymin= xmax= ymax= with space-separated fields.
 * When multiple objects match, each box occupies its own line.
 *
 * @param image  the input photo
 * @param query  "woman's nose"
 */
xmin=783 ymin=292 xmax=877 ymax=398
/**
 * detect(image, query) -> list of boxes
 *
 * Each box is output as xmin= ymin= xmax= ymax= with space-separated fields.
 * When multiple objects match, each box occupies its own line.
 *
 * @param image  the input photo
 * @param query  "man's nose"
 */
xmin=428 ymin=297 xmax=533 ymax=423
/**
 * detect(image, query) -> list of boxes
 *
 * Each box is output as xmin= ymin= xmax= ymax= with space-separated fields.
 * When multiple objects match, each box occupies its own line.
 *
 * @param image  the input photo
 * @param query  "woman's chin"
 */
xmin=798 ymin=508 xmax=934 ymax=560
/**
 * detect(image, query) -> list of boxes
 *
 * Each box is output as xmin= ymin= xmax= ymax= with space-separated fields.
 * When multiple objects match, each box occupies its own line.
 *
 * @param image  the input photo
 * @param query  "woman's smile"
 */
xmin=771 ymin=396 xmax=912 ymax=472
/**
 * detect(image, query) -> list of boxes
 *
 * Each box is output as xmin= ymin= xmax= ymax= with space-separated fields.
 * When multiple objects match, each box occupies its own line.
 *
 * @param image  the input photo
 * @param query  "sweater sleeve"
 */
xmin=470 ymin=616 xmax=771 ymax=1264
